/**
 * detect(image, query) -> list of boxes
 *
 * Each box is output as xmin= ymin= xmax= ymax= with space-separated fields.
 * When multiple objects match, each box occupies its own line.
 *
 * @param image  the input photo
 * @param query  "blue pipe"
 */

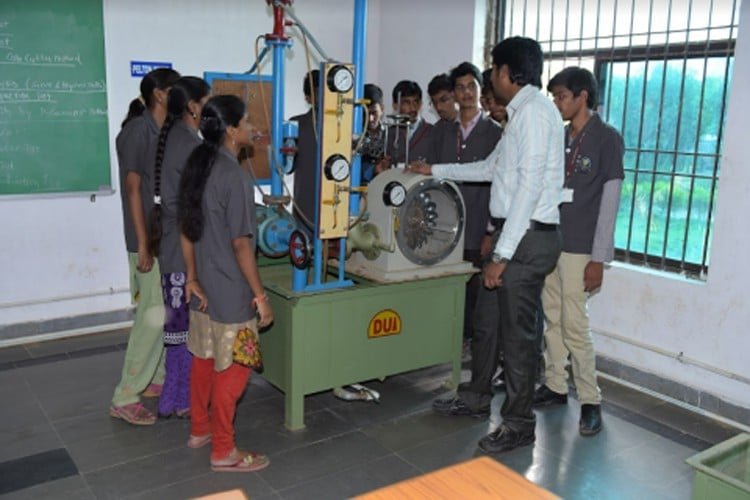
xmin=269 ymin=38 xmax=291 ymax=197
xmin=350 ymin=0 xmax=367 ymax=216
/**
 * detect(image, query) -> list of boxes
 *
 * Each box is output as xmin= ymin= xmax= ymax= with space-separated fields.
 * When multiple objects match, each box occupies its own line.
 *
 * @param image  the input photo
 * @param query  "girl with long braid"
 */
xmin=111 ymin=67 xmax=180 ymax=426
xmin=179 ymin=95 xmax=272 ymax=472
xmin=147 ymin=76 xmax=210 ymax=419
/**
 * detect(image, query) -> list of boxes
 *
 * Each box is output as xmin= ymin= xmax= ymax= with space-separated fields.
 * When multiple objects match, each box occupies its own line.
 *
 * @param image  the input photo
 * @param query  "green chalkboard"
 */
xmin=0 ymin=0 xmax=111 ymax=196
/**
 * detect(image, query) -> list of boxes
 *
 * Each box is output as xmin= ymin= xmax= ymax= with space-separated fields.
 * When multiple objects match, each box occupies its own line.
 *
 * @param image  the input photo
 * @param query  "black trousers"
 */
xmin=463 ymin=249 xmax=483 ymax=339
xmin=459 ymin=228 xmax=561 ymax=433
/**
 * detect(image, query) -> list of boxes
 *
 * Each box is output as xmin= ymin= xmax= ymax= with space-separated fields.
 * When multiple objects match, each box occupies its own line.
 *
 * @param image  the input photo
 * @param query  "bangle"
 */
xmin=252 ymin=293 xmax=267 ymax=307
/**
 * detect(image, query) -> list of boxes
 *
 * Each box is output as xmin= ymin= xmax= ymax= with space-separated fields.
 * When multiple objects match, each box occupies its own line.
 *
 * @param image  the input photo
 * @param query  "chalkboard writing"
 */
xmin=0 ymin=0 xmax=111 ymax=196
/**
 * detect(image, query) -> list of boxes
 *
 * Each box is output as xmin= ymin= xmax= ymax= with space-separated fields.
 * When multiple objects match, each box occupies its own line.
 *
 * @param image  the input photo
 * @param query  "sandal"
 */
xmin=211 ymin=449 xmax=270 ymax=472
xmin=187 ymin=434 xmax=212 ymax=449
xmin=142 ymin=383 xmax=163 ymax=398
xmin=109 ymin=403 xmax=156 ymax=426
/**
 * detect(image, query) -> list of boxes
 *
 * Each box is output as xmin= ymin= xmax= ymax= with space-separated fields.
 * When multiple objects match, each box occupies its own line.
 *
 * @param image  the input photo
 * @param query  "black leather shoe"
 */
xmin=532 ymin=385 xmax=568 ymax=407
xmin=478 ymin=425 xmax=535 ymax=454
xmin=579 ymin=404 xmax=602 ymax=436
xmin=432 ymin=396 xmax=490 ymax=418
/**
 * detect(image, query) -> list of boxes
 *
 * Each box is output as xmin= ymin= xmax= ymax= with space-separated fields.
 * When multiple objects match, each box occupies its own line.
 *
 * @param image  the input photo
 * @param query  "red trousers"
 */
xmin=190 ymin=357 xmax=251 ymax=460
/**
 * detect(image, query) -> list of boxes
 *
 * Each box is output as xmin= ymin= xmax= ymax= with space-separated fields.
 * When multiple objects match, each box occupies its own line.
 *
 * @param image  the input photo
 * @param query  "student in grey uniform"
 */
xmin=146 ymin=76 xmax=210 ymax=419
xmin=428 ymin=73 xmax=458 ymax=123
xmin=384 ymin=80 xmax=433 ymax=166
xmin=428 ymin=63 xmax=503 ymax=404
xmin=110 ymin=67 xmax=180 ymax=426
xmin=179 ymin=94 xmax=272 ymax=472
xmin=290 ymin=70 xmax=320 ymax=237
xmin=533 ymin=67 xmax=624 ymax=437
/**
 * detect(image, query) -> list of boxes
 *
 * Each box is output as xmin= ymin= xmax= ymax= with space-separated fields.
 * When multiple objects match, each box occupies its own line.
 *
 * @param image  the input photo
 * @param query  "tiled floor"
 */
xmin=0 ymin=329 xmax=741 ymax=499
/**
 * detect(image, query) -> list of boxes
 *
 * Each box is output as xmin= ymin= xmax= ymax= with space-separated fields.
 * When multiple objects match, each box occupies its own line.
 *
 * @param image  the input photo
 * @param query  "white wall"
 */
xmin=1 ymin=0 xmax=748 ymax=413
xmin=0 ymin=0 xmax=361 ymax=327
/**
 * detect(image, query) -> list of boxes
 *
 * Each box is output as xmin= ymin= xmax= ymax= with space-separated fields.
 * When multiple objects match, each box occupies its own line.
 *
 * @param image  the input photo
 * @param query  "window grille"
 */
xmin=497 ymin=0 xmax=741 ymax=278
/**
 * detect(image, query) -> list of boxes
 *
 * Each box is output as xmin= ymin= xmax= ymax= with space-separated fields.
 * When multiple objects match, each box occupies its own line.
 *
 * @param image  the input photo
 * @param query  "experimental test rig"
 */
xmin=209 ymin=0 xmax=475 ymax=430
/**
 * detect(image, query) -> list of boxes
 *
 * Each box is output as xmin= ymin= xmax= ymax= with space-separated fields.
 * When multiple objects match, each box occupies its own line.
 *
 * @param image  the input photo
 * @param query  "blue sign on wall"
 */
xmin=130 ymin=61 xmax=172 ymax=77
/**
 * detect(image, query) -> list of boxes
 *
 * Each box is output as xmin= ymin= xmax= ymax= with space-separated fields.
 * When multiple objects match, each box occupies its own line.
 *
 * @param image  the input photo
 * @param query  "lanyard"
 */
xmin=456 ymin=127 xmax=467 ymax=161
xmin=565 ymin=131 xmax=587 ymax=180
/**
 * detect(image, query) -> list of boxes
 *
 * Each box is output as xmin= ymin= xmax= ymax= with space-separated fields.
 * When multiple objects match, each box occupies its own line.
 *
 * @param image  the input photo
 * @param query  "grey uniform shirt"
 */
xmin=155 ymin=120 xmax=202 ymax=273
xmin=117 ymin=111 xmax=159 ymax=252
xmin=562 ymin=113 xmax=624 ymax=258
xmin=429 ymin=115 xmax=503 ymax=251
xmin=190 ymin=146 xmax=258 ymax=324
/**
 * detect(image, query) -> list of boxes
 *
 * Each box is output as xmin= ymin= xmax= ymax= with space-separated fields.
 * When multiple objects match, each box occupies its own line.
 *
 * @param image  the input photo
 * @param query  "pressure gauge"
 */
xmin=383 ymin=181 xmax=407 ymax=207
xmin=324 ymin=154 xmax=351 ymax=182
xmin=327 ymin=65 xmax=354 ymax=93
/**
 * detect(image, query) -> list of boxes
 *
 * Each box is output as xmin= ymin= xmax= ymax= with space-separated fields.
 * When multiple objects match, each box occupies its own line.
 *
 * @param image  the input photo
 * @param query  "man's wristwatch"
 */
xmin=491 ymin=253 xmax=510 ymax=265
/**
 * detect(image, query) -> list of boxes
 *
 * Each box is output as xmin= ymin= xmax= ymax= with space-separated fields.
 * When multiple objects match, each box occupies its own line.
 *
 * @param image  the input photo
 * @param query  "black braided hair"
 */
xmin=121 ymin=67 xmax=180 ymax=129
xmin=179 ymin=94 xmax=246 ymax=242
xmin=148 ymin=76 xmax=210 ymax=256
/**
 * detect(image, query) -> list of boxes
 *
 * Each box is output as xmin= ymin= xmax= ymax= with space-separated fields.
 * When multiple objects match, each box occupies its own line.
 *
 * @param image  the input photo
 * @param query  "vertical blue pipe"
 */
xmin=270 ymin=39 xmax=287 ymax=197
xmin=350 ymin=0 xmax=367 ymax=216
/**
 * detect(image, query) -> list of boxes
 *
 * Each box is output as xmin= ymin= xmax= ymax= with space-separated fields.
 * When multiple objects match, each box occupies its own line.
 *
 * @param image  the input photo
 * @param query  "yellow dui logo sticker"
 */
xmin=368 ymin=309 xmax=402 ymax=338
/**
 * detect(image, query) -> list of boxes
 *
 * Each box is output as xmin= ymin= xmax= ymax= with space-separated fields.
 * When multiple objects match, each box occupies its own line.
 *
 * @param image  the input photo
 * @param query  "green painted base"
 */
xmin=687 ymin=433 xmax=750 ymax=500
xmin=259 ymin=264 xmax=468 ymax=430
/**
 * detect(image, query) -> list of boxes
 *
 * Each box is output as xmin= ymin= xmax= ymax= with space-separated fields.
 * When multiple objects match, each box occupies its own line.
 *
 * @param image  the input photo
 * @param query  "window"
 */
xmin=497 ymin=0 xmax=741 ymax=278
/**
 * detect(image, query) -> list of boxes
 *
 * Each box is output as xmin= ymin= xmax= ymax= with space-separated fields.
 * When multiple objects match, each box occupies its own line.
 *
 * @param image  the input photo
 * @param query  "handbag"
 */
xmin=232 ymin=326 xmax=264 ymax=372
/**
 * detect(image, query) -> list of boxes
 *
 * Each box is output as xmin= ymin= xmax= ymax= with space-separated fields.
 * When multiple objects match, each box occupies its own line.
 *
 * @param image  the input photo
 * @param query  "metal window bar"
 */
xmin=496 ymin=0 xmax=739 ymax=278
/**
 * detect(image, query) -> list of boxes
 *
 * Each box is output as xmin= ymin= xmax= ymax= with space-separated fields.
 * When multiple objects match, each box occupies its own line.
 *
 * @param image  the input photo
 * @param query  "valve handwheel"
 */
xmin=289 ymin=230 xmax=312 ymax=269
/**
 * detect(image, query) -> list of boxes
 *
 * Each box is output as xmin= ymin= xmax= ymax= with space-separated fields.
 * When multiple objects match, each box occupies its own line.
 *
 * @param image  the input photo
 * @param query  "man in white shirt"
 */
xmin=408 ymin=36 xmax=564 ymax=453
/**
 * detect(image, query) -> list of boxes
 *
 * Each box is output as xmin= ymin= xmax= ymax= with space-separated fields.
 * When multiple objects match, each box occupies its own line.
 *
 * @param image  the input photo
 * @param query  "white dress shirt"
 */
xmin=432 ymin=84 xmax=565 ymax=260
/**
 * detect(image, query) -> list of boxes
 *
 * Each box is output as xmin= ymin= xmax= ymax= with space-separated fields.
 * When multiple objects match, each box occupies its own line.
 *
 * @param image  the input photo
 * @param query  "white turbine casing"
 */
xmin=345 ymin=169 xmax=475 ymax=282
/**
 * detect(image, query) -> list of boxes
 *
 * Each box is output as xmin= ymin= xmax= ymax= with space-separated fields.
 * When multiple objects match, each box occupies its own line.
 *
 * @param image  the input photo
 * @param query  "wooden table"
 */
xmin=355 ymin=457 xmax=559 ymax=499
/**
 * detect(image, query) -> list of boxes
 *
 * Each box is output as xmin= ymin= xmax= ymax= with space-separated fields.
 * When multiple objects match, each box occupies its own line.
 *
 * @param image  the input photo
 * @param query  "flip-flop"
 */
xmin=109 ymin=403 xmax=156 ymax=426
xmin=187 ymin=434 xmax=212 ymax=449
xmin=211 ymin=450 xmax=269 ymax=472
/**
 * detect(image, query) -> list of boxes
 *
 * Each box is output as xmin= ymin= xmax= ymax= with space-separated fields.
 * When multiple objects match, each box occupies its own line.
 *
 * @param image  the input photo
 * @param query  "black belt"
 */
xmin=490 ymin=217 xmax=558 ymax=232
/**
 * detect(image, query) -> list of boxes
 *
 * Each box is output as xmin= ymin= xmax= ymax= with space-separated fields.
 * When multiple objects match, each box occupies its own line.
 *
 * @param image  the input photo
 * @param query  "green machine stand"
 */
xmin=258 ymin=264 xmax=468 ymax=430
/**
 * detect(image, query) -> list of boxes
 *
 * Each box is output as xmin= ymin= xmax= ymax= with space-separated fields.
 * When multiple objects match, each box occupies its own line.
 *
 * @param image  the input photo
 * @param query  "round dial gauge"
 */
xmin=324 ymin=154 xmax=351 ymax=182
xmin=327 ymin=65 xmax=354 ymax=93
xmin=383 ymin=181 xmax=407 ymax=207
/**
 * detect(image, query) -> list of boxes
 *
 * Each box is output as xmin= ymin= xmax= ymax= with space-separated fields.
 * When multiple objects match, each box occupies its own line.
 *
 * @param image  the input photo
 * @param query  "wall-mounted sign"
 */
xmin=130 ymin=61 xmax=173 ymax=77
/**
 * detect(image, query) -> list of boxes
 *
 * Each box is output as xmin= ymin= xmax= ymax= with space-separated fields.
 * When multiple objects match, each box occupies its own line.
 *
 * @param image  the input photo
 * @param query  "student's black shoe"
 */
xmin=532 ymin=384 xmax=568 ymax=407
xmin=579 ymin=404 xmax=603 ymax=436
xmin=478 ymin=425 xmax=535 ymax=454
xmin=432 ymin=396 xmax=490 ymax=418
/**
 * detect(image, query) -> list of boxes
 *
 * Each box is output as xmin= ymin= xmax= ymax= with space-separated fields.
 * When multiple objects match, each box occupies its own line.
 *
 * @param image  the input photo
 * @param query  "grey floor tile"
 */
xmin=24 ymin=330 xmax=128 ymax=359
xmin=234 ymin=407 xmax=354 ymax=457
xmin=122 ymin=468 xmax=273 ymax=500
xmin=67 ymin=418 xmax=192 ymax=473
xmin=21 ymin=351 xmax=124 ymax=421
xmin=363 ymin=408 xmax=481 ymax=452
xmin=256 ymin=431 xmax=391 ymax=490
xmin=84 ymin=447 xmax=212 ymax=500
xmin=396 ymin=422 xmax=491 ymax=473
xmin=0 ymin=416 xmax=64 ymax=463
xmin=0 ymin=475 xmax=94 ymax=500
xmin=277 ymin=454 xmax=422 ymax=500
xmin=0 ymin=345 xmax=31 ymax=366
